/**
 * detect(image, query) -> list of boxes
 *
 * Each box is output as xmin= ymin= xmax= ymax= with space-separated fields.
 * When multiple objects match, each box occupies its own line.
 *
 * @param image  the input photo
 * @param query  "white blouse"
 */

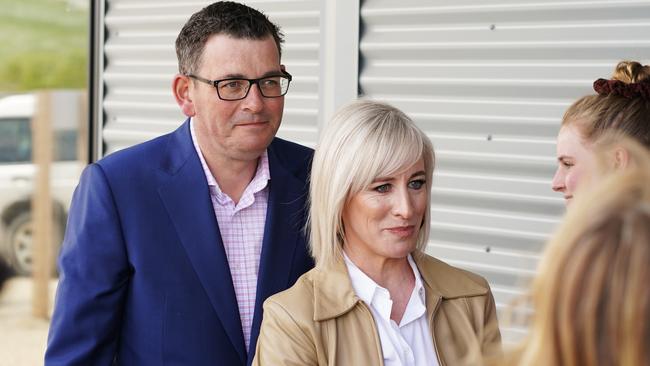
xmin=344 ymin=254 xmax=440 ymax=366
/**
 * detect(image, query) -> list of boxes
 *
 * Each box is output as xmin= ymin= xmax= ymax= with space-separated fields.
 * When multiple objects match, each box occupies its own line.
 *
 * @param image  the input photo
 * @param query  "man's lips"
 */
xmin=235 ymin=120 xmax=269 ymax=126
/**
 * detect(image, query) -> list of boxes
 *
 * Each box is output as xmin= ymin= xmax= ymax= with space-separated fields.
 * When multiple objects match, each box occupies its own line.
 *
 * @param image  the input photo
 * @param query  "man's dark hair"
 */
xmin=175 ymin=1 xmax=284 ymax=75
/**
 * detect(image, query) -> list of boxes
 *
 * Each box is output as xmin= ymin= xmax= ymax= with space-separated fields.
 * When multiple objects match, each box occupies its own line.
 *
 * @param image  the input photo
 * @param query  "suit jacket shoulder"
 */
xmin=98 ymin=128 xmax=185 ymax=177
xmin=268 ymin=137 xmax=313 ymax=181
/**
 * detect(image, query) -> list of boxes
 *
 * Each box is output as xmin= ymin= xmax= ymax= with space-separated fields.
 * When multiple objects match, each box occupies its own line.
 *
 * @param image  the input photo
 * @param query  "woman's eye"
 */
xmin=373 ymin=184 xmax=391 ymax=193
xmin=408 ymin=179 xmax=426 ymax=190
xmin=562 ymin=161 xmax=573 ymax=168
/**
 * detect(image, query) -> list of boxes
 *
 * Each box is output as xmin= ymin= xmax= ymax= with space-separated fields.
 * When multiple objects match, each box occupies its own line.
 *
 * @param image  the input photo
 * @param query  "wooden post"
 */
xmin=77 ymin=91 xmax=88 ymax=164
xmin=32 ymin=91 xmax=54 ymax=319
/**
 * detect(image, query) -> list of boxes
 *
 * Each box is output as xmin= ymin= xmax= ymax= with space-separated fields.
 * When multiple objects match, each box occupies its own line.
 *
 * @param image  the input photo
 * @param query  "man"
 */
xmin=45 ymin=2 xmax=314 ymax=365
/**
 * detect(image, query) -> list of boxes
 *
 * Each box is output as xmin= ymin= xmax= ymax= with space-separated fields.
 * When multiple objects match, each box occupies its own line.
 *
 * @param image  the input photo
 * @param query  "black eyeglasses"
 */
xmin=187 ymin=71 xmax=292 ymax=101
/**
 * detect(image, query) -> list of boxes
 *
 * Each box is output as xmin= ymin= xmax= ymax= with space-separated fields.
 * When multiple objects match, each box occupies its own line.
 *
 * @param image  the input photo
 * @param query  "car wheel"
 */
xmin=5 ymin=211 xmax=62 ymax=276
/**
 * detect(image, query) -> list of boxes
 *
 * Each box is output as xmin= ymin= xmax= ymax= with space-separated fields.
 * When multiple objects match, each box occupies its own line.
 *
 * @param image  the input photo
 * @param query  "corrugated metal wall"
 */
xmin=99 ymin=0 xmax=650 ymax=345
xmin=100 ymin=0 xmax=320 ymax=154
xmin=359 ymin=0 xmax=650 ymax=342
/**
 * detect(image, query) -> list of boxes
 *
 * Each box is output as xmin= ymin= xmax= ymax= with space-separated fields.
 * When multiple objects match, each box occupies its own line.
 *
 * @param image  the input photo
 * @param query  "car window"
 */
xmin=0 ymin=118 xmax=78 ymax=163
xmin=54 ymin=130 xmax=78 ymax=161
xmin=0 ymin=118 xmax=31 ymax=163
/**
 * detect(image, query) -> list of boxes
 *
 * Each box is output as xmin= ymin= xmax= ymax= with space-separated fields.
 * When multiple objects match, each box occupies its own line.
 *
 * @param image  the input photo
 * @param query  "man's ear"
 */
xmin=613 ymin=146 xmax=630 ymax=169
xmin=173 ymin=74 xmax=196 ymax=117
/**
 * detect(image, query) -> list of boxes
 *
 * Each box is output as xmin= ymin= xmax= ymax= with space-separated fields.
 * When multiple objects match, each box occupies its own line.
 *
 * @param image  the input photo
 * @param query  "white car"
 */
xmin=0 ymin=93 xmax=83 ymax=275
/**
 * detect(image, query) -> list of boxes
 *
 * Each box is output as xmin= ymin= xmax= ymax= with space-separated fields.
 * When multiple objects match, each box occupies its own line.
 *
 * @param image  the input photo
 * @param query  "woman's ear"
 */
xmin=613 ymin=146 xmax=630 ymax=169
xmin=173 ymin=74 xmax=196 ymax=117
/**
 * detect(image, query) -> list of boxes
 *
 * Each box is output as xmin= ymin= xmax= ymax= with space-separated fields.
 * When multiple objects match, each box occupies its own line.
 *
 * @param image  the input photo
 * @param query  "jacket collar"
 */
xmin=311 ymin=252 xmax=488 ymax=322
xmin=414 ymin=254 xmax=488 ymax=299
xmin=157 ymin=120 xmax=247 ymax=362
xmin=247 ymin=139 xmax=312 ymax=360
xmin=312 ymin=258 xmax=358 ymax=321
xmin=158 ymin=120 xmax=312 ymax=364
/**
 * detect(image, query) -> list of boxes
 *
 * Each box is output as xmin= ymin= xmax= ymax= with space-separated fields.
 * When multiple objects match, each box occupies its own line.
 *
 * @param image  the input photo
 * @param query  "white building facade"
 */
xmin=91 ymin=0 xmax=650 ymax=342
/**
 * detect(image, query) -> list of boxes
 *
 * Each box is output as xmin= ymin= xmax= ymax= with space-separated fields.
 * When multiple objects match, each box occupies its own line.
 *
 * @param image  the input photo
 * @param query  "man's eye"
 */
xmin=408 ymin=179 xmax=426 ymax=190
xmin=373 ymin=184 xmax=391 ymax=193
xmin=261 ymin=78 xmax=280 ymax=87
xmin=221 ymin=80 xmax=244 ymax=89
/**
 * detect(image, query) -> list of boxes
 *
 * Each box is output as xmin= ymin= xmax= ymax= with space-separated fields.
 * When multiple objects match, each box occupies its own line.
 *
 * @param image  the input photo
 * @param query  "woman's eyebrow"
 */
xmin=373 ymin=170 xmax=426 ymax=182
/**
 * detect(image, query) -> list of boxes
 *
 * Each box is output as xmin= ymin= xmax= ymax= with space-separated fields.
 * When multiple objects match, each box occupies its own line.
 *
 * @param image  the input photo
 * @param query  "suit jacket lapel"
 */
xmin=157 ymin=120 xmax=247 ymax=363
xmin=247 ymin=143 xmax=309 ymax=360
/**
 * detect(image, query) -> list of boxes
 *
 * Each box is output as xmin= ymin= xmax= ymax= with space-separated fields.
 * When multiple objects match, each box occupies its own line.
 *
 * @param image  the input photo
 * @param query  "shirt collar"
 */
xmin=401 ymin=255 xmax=428 ymax=326
xmin=343 ymin=252 xmax=382 ymax=308
xmin=343 ymin=253 xmax=427 ymax=325
xmin=311 ymin=253 xmax=490 ymax=322
xmin=407 ymin=254 xmax=426 ymax=303
xmin=190 ymin=118 xmax=270 ymax=205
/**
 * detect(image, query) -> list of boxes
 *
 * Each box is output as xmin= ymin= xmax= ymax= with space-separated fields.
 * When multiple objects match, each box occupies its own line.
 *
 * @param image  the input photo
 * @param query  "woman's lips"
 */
xmin=385 ymin=225 xmax=416 ymax=237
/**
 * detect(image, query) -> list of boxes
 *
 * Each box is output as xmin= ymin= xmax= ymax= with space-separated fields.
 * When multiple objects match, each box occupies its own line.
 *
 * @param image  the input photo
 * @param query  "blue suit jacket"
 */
xmin=45 ymin=120 xmax=314 ymax=365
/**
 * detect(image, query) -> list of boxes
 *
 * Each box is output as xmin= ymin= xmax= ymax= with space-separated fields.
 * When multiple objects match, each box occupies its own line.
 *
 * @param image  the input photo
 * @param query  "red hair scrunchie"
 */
xmin=593 ymin=78 xmax=650 ymax=101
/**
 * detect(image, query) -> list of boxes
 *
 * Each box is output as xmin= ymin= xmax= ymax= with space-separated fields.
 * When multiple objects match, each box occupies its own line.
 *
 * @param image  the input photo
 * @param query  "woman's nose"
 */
xmin=551 ymin=166 xmax=565 ymax=192
xmin=392 ymin=188 xmax=414 ymax=218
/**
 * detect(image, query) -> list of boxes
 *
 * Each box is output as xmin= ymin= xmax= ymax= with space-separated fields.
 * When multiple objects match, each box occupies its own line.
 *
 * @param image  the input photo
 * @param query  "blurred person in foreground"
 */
xmin=552 ymin=60 xmax=650 ymax=205
xmin=253 ymin=100 xmax=501 ymax=366
xmin=45 ymin=2 xmax=313 ymax=365
xmin=495 ymin=136 xmax=650 ymax=366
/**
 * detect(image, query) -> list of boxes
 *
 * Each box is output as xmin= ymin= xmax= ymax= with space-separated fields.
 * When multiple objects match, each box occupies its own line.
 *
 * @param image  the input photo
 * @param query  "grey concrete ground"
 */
xmin=0 ymin=278 xmax=56 ymax=366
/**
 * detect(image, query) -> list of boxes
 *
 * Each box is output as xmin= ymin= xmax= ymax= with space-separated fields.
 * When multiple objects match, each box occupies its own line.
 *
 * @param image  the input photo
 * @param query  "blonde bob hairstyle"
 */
xmin=308 ymin=100 xmax=435 ymax=268
xmin=501 ymin=139 xmax=650 ymax=366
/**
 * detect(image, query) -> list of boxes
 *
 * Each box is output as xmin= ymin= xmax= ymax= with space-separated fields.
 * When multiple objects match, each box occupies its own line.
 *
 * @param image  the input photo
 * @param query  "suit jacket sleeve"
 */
xmin=45 ymin=163 xmax=130 ymax=365
xmin=252 ymin=298 xmax=318 ymax=366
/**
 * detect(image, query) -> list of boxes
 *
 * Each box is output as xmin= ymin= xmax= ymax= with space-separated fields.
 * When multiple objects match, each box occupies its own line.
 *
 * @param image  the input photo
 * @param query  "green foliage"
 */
xmin=0 ymin=0 xmax=88 ymax=92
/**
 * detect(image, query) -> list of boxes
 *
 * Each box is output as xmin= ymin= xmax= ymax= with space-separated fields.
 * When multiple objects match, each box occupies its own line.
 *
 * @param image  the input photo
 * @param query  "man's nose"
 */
xmin=241 ymin=83 xmax=264 ymax=112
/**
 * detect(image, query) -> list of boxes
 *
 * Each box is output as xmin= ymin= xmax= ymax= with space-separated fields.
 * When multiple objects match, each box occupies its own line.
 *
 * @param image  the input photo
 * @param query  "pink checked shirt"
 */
xmin=190 ymin=120 xmax=270 ymax=351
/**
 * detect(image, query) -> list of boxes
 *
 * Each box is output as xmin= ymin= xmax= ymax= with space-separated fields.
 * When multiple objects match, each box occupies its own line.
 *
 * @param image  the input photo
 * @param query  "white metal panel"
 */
xmin=99 ymin=0 xmax=650 ymax=348
xmin=360 ymin=0 xmax=650 ymax=343
xmin=318 ymin=0 xmax=360 ymax=129
xmin=101 ymin=0 xmax=320 ymax=154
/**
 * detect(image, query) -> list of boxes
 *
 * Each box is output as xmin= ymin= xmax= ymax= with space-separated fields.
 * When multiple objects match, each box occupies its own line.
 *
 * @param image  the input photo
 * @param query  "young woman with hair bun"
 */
xmin=489 ymin=62 xmax=650 ymax=366
xmin=494 ymin=136 xmax=650 ymax=366
xmin=552 ymin=60 xmax=650 ymax=205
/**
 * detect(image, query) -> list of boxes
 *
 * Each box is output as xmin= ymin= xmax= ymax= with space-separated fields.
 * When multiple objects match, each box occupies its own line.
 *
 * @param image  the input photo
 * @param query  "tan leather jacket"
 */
xmin=253 ymin=254 xmax=501 ymax=366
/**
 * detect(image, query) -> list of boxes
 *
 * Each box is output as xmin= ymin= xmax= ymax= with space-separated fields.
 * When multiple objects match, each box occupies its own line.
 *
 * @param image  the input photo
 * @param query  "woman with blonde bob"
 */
xmin=497 ymin=137 xmax=650 ymax=366
xmin=253 ymin=100 xmax=501 ymax=365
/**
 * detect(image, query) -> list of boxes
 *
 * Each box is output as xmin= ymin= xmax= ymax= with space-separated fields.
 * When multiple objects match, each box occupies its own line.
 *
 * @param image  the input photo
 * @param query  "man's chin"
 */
xmin=235 ymin=138 xmax=274 ymax=157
